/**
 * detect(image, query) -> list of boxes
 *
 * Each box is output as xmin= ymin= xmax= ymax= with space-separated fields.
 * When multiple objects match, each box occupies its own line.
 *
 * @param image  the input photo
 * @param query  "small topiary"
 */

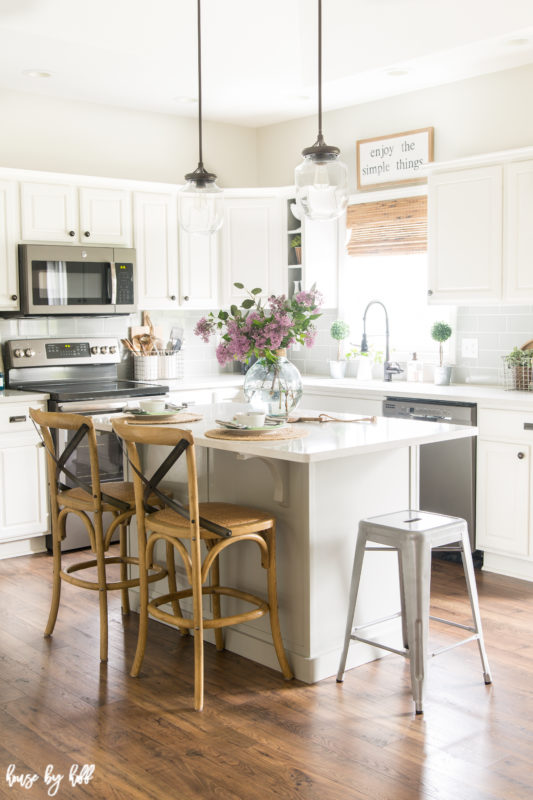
xmin=431 ymin=321 xmax=452 ymax=367
xmin=330 ymin=320 xmax=350 ymax=361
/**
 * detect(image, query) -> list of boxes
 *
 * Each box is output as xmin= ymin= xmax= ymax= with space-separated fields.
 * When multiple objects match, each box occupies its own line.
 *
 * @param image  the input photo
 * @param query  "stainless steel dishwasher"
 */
xmin=383 ymin=396 xmax=479 ymax=561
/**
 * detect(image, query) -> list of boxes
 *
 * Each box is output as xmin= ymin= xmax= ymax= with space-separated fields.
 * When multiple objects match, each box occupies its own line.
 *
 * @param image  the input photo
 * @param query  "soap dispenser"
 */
xmin=407 ymin=352 xmax=422 ymax=382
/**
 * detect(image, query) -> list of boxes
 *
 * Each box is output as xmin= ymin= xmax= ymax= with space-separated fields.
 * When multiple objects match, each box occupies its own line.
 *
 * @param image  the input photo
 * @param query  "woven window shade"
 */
xmin=346 ymin=195 xmax=427 ymax=257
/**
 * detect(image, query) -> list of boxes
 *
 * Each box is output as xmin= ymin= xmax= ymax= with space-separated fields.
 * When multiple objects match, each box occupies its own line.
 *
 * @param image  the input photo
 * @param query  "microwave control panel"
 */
xmin=115 ymin=262 xmax=134 ymax=305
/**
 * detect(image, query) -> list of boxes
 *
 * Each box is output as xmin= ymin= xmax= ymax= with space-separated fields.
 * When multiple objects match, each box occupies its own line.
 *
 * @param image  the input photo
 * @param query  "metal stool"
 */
xmin=336 ymin=510 xmax=492 ymax=714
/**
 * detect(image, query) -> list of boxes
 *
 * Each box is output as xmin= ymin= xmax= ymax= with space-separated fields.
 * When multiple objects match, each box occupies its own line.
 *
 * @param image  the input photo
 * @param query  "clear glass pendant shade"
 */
xmin=294 ymin=153 xmax=349 ymax=221
xmin=179 ymin=180 xmax=224 ymax=235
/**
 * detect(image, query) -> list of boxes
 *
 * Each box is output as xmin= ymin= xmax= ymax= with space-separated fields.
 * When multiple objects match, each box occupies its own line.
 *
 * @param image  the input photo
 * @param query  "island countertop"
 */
xmin=95 ymin=401 xmax=477 ymax=464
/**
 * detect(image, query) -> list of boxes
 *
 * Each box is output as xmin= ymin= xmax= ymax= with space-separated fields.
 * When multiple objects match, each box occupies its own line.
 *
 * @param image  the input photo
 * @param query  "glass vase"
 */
xmin=243 ymin=350 xmax=303 ymax=420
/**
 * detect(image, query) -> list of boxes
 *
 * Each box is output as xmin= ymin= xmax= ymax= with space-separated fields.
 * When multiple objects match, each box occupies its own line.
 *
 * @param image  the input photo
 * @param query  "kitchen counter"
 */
xmin=0 ymin=389 xmax=49 ymax=403
xmin=99 ymin=402 xmax=477 ymax=683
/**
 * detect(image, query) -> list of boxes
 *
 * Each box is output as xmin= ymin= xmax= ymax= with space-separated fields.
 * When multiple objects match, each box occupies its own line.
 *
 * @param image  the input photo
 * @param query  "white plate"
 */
xmin=216 ymin=419 xmax=286 ymax=432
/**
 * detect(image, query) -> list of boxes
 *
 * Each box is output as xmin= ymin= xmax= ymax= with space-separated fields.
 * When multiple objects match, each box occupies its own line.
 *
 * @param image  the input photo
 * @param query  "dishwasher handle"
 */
xmin=410 ymin=414 xmax=452 ymax=422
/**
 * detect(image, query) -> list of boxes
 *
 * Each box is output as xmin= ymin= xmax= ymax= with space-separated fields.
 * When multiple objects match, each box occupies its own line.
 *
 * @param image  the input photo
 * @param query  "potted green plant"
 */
xmin=503 ymin=346 xmax=533 ymax=390
xmin=431 ymin=321 xmax=453 ymax=385
xmin=329 ymin=320 xmax=350 ymax=378
xmin=290 ymin=233 xmax=302 ymax=264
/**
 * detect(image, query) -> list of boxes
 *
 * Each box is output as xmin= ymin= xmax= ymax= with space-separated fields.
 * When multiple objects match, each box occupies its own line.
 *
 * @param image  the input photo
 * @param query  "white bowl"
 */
xmin=140 ymin=399 xmax=166 ymax=414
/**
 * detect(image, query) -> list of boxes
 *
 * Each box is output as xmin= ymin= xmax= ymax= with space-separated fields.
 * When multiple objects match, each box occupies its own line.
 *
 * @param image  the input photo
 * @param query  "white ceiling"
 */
xmin=0 ymin=0 xmax=533 ymax=127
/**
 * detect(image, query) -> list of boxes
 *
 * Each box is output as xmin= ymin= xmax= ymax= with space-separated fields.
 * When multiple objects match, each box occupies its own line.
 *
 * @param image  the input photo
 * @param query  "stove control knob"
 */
xmin=24 ymin=349 xmax=35 ymax=358
xmin=109 ymin=346 xmax=117 ymax=354
xmin=14 ymin=348 xmax=24 ymax=358
xmin=100 ymin=346 xmax=108 ymax=354
xmin=90 ymin=346 xmax=98 ymax=355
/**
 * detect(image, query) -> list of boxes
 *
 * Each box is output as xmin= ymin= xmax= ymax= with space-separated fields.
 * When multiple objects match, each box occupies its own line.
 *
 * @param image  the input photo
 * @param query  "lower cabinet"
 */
xmin=0 ymin=422 xmax=49 ymax=544
xmin=476 ymin=407 xmax=533 ymax=580
xmin=302 ymin=389 xmax=384 ymax=416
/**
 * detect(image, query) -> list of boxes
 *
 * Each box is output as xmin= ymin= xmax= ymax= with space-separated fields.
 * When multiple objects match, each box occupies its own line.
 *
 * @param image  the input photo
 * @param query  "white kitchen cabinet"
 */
xmin=503 ymin=159 xmax=533 ymax=302
xmin=302 ymin=389 xmax=383 ymax=416
xmin=302 ymin=215 xmax=341 ymax=308
xmin=21 ymin=181 xmax=132 ymax=246
xmin=78 ymin=187 xmax=132 ymax=246
xmin=0 ymin=180 xmax=20 ymax=310
xmin=0 ymin=406 xmax=49 ymax=544
xmin=134 ymin=191 xmax=179 ymax=310
xmin=222 ymin=195 xmax=284 ymax=305
xmin=477 ymin=439 xmax=530 ymax=557
xmin=179 ymin=226 xmax=219 ymax=309
xmin=427 ymin=166 xmax=503 ymax=304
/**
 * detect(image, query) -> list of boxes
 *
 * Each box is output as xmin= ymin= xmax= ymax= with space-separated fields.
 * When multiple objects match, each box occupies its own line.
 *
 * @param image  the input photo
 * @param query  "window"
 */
xmin=341 ymin=189 xmax=454 ymax=364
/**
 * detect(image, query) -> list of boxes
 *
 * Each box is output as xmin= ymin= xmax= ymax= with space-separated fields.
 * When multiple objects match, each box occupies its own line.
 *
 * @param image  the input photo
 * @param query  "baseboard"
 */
xmin=482 ymin=552 xmax=533 ymax=582
xmin=0 ymin=536 xmax=47 ymax=560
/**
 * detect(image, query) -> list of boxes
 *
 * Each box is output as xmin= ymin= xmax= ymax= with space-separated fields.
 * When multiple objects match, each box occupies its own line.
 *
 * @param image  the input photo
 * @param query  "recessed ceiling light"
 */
xmin=22 ymin=69 xmax=52 ymax=78
xmin=174 ymin=95 xmax=197 ymax=104
xmin=386 ymin=68 xmax=409 ymax=77
xmin=506 ymin=37 xmax=530 ymax=47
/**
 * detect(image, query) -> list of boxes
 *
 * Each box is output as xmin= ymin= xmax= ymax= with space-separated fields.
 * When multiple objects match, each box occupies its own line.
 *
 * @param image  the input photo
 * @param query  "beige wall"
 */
xmin=0 ymin=89 xmax=259 ymax=187
xmin=256 ymin=63 xmax=533 ymax=189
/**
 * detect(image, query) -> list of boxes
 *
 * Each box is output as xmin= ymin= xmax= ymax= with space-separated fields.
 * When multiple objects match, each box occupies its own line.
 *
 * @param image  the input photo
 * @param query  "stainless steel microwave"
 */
xmin=17 ymin=244 xmax=137 ymax=315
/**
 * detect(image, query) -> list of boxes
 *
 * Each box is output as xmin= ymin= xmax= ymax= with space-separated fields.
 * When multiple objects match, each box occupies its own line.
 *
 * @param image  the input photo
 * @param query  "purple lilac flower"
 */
xmin=194 ymin=316 xmax=214 ymax=343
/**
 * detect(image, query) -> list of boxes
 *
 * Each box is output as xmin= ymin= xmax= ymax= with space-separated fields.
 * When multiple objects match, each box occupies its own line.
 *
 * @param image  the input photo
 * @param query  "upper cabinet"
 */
xmin=0 ymin=180 xmax=20 ymax=310
xmin=134 ymin=191 xmax=179 ymax=310
xmin=427 ymin=147 xmax=533 ymax=305
xmin=221 ymin=194 xmax=284 ymax=306
xmin=21 ymin=181 xmax=132 ymax=246
xmin=179 ymin=225 xmax=219 ymax=309
xmin=286 ymin=198 xmax=340 ymax=307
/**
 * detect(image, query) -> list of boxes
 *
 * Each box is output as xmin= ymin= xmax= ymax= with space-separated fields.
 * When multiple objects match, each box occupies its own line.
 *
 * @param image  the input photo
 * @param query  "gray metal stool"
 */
xmin=337 ymin=510 xmax=492 ymax=714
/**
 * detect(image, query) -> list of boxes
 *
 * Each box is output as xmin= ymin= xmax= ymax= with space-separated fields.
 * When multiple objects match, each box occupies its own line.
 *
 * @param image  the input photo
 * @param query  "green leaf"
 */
xmin=234 ymin=282 xmax=244 ymax=289
xmin=309 ymin=314 xmax=321 ymax=320
xmin=251 ymin=287 xmax=263 ymax=295
xmin=241 ymin=299 xmax=254 ymax=309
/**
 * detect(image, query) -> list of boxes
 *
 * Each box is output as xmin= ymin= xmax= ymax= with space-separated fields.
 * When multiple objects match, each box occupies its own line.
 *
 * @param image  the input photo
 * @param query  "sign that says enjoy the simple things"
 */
xmin=356 ymin=127 xmax=434 ymax=190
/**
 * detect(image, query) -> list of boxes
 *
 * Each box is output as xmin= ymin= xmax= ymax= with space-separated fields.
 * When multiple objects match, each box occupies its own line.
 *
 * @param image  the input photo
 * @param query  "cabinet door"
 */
xmin=303 ymin=215 xmax=340 ymax=308
xmin=179 ymin=227 xmax=219 ymax=308
xmin=302 ymin=390 xmax=383 ymax=415
xmin=428 ymin=166 xmax=502 ymax=303
xmin=222 ymin=196 xmax=284 ymax=305
xmin=79 ymin=187 xmax=132 ymax=246
xmin=0 ymin=433 xmax=48 ymax=541
xmin=504 ymin=160 xmax=533 ymax=302
xmin=21 ymin=182 xmax=78 ymax=242
xmin=476 ymin=439 xmax=530 ymax=556
xmin=134 ymin=191 xmax=179 ymax=310
xmin=0 ymin=180 xmax=20 ymax=310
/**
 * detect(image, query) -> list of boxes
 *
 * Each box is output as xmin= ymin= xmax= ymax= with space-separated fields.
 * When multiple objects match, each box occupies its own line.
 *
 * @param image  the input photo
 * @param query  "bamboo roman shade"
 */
xmin=346 ymin=195 xmax=427 ymax=257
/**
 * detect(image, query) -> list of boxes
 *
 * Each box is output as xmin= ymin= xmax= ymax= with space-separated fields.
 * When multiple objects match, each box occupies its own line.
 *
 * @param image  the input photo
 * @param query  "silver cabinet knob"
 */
xmin=24 ymin=348 xmax=35 ymax=358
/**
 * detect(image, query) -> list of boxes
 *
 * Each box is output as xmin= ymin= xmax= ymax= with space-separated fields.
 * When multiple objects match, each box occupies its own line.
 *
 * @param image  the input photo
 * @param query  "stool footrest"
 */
xmin=430 ymin=614 xmax=476 ymax=633
xmin=431 ymin=634 xmax=480 ymax=658
xmin=352 ymin=610 xmax=402 ymax=633
xmin=350 ymin=633 xmax=408 ymax=659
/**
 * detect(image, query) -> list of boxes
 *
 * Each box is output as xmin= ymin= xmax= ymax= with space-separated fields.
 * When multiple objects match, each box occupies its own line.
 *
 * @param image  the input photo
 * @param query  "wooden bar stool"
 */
xmin=112 ymin=417 xmax=293 ymax=711
xmin=337 ymin=510 xmax=492 ymax=714
xmin=30 ymin=408 xmax=169 ymax=663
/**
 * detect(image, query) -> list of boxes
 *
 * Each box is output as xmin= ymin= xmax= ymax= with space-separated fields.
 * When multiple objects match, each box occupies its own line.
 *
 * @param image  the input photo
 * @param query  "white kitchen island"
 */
xmin=97 ymin=403 xmax=477 ymax=684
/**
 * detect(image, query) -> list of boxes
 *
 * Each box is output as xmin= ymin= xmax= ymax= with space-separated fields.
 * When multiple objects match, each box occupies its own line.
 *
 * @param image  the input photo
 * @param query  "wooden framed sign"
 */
xmin=356 ymin=127 xmax=434 ymax=190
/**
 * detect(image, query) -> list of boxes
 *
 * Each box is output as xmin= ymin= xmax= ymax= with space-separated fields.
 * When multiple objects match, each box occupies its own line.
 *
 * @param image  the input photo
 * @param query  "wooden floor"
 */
xmin=0 ymin=550 xmax=532 ymax=800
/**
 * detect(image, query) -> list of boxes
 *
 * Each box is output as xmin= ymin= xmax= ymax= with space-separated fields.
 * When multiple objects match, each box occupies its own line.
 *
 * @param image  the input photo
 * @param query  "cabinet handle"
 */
xmin=10 ymin=294 xmax=17 ymax=301
xmin=84 ymin=231 xmax=91 ymax=238
xmin=183 ymin=295 xmax=189 ymax=301
xmin=68 ymin=230 xmax=76 ymax=237
xmin=170 ymin=295 xmax=176 ymax=301
xmin=427 ymin=289 xmax=433 ymax=297
xmin=524 ymin=423 xmax=533 ymax=430
xmin=9 ymin=415 xmax=27 ymax=423
xmin=517 ymin=451 xmax=525 ymax=459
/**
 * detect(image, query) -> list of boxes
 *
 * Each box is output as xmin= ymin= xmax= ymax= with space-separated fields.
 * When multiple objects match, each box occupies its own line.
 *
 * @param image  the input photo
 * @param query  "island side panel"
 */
xmin=307 ymin=447 xmax=408 ymax=682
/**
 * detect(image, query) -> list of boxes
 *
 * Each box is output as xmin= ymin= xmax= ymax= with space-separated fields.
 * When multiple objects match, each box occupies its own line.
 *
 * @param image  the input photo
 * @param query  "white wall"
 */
xmin=0 ymin=89 xmax=258 ymax=187
xmin=256 ymin=63 xmax=533 ymax=189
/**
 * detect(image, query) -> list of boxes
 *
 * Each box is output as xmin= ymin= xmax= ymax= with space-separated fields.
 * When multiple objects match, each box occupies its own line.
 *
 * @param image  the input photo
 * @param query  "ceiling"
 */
xmin=0 ymin=0 xmax=533 ymax=127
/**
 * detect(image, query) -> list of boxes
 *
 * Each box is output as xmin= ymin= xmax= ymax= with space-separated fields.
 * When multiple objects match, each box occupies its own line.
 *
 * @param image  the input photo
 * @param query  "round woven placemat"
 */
xmin=204 ymin=425 xmax=308 ymax=442
xmin=120 ymin=412 xmax=203 ymax=425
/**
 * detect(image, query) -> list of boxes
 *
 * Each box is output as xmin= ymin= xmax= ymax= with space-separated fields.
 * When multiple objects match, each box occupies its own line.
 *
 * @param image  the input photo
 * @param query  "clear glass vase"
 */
xmin=243 ymin=350 xmax=303 ymax=420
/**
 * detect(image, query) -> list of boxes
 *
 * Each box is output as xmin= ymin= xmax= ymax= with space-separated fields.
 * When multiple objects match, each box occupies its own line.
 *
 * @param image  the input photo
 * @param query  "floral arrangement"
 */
xmin=194 ymin=283 xmax=323 ymax=366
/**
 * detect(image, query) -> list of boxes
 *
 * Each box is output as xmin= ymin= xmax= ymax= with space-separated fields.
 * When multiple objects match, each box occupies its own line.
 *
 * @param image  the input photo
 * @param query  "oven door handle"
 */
xmin=110 ymin=262 xmax=117 ymax=305
xmin=57 ymin=401 xmax=129 ymax=415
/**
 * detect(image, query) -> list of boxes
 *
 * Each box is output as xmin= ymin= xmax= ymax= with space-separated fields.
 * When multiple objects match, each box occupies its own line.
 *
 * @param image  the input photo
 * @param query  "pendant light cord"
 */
xmin=317 ymin=0 xmax=323 ymax=142
xmin=197 ymin=0 xmax=204 ymax=167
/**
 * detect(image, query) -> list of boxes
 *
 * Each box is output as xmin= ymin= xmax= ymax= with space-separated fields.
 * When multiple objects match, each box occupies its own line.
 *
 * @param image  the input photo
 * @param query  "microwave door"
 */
xmin=27 ymin=249 xmax=114 ymax=314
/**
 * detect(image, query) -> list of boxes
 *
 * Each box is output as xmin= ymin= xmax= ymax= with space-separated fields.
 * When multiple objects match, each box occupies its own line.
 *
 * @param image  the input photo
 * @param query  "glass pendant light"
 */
xmin=294 ymin=0 xmax=348 ymax=221
xmin=179 ymin=0 xmax=223 ymax=235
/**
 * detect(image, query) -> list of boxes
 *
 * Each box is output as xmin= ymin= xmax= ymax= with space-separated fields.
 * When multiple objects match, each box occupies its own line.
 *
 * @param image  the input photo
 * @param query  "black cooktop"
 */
xmin=15 ymin=379 xmax=168 ymax=402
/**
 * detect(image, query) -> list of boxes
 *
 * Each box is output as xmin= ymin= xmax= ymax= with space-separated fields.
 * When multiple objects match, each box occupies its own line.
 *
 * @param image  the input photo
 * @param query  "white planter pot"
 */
xmin=434 ymin=365 xmax=452 ymax=385
xmin=329 ymin=360 xmax=347 ymax=379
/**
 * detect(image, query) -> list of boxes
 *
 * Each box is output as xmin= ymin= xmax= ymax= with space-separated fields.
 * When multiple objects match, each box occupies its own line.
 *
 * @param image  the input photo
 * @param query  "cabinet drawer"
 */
xmin=0 ymin=406 xmax=38 ymax=434
xmin=478 ymin=408 xmax=533 ymax=440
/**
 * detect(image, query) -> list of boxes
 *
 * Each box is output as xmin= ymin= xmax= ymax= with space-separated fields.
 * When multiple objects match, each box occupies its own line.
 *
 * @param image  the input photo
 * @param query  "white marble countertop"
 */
xmin=95 ymin=402 xmax=477 ymax=464
xmin=0 ymin=389 xmax=49 ymax=403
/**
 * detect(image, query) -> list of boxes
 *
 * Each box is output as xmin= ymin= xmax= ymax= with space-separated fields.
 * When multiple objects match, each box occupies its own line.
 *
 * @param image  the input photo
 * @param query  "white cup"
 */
xmin=140 ymin=399 xmax=166 ymax=414
xmin=234 ymin=411 xmax=266 ymax=427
